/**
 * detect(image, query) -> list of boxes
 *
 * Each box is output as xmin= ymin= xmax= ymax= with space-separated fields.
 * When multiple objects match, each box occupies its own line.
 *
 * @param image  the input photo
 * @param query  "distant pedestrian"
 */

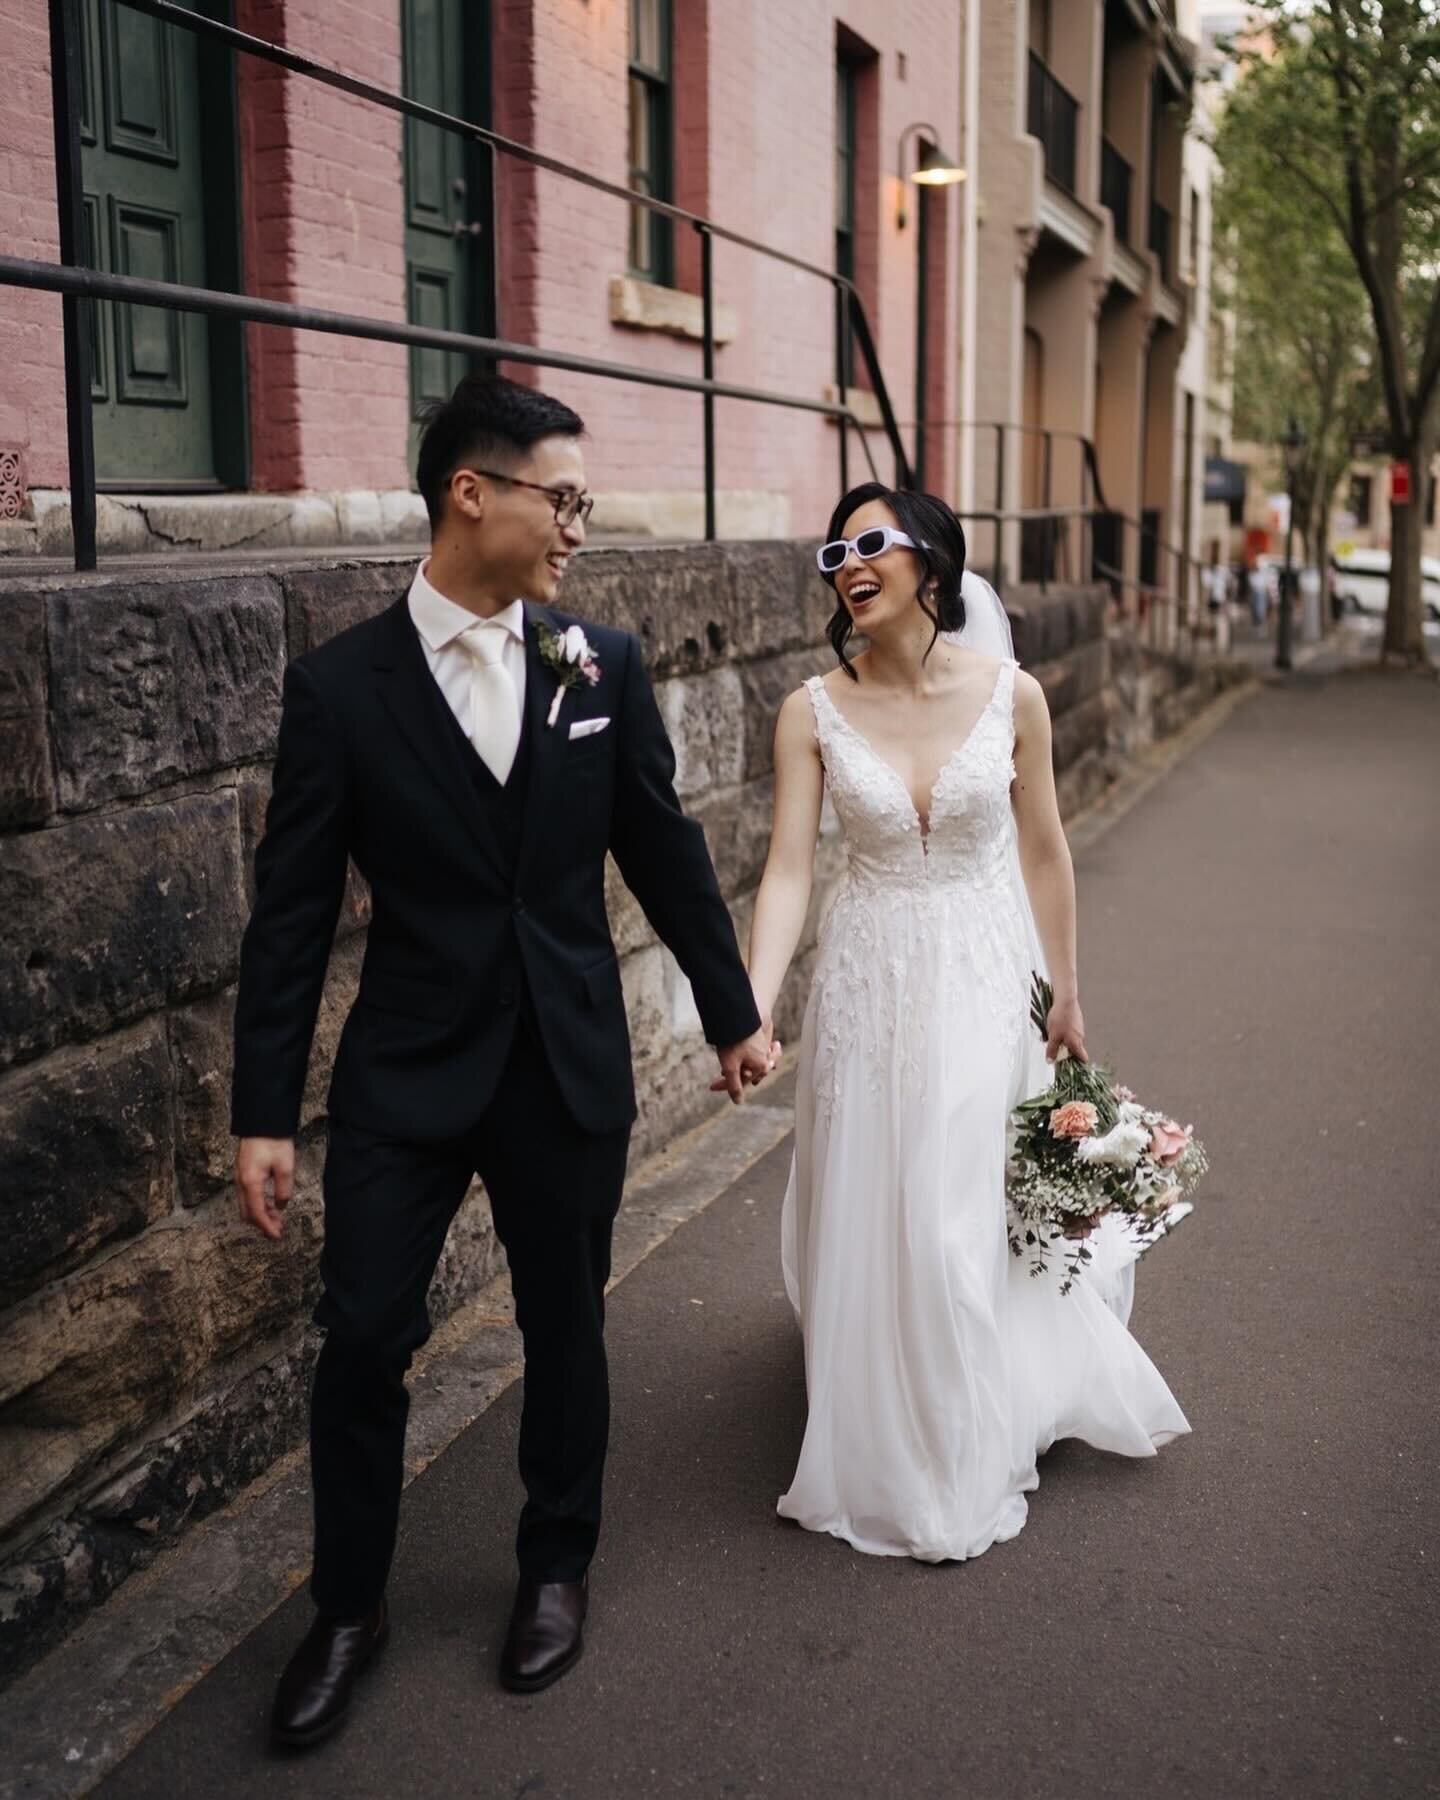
xmin=1248 ymin=563 xmax=1269 ymax=628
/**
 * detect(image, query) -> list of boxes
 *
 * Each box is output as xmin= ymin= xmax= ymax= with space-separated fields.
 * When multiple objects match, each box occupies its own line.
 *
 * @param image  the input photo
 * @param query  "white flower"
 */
xmin=561 ymin=624 xmax=591 ymax=665
xmin=1075 ymin=1119 xmax=1150 ymax=1168
xmin=1117 ymin=1100 xmax=1145 ymax=1126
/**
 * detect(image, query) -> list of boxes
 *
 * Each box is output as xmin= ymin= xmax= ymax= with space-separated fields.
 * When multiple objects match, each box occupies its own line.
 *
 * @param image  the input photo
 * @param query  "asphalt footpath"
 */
xmin=86 ymin=662 xmax=1440 ymax=1799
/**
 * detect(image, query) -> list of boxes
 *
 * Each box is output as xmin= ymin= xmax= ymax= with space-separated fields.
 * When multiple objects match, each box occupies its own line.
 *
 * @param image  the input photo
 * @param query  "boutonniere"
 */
xmin=536 ymin=623 xmax=602 ymax=727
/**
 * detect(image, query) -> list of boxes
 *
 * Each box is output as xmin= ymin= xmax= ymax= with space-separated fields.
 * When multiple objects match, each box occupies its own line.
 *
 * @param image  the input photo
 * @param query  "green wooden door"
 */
xmin=404 ymin=0 xmax=493 ymax=461
xmin=80 ymin=0 xmax=235 ymax=486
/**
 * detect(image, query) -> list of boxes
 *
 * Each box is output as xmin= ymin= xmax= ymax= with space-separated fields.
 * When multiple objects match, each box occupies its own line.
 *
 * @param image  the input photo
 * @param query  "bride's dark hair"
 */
xmin=819 ymin=483 xmax=968 ymax=680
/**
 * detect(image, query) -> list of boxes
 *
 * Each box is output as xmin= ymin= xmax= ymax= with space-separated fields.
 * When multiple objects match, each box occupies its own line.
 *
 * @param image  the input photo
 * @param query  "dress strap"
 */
xmin=803 ymin=673 xmax=831 ymax=739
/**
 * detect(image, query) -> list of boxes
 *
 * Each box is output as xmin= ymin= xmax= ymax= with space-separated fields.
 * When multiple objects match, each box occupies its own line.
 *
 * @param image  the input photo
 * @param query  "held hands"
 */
xmin=1044 ymin=993 xmax=1088 ymax=1065
xmin=711 ymin=1020 xmax=782 ymax=1104
xmin=234 ymin=1137 xmax=295 ymax=1240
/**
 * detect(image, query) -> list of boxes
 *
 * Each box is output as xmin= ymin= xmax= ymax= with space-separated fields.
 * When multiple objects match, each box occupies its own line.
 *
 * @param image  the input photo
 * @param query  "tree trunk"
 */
xmin=1382 ymin=422 xmax=1435 ymax=666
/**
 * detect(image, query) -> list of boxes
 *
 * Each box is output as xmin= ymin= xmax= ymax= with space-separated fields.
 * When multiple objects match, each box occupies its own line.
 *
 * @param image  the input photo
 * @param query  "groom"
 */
xmin=231 ymin=373 xmax=772 ymax=1747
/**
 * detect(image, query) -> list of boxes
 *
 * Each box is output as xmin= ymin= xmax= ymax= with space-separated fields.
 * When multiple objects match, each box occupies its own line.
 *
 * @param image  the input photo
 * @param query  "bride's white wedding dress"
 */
xmin=779 ymin=650 xmax=1189 ymax=1562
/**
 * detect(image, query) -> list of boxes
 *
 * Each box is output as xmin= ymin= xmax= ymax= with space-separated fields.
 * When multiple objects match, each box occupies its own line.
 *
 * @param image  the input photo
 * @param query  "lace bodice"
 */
xmin=805 ymin=660 xmax=1019 ymax=897
xmin=801 ymin=660 xmax=1031 ymax=1121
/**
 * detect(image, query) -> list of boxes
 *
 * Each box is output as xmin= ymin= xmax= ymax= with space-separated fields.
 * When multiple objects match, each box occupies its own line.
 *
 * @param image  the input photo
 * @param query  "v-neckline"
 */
xmin=815 ymin=661 xmax=1009 ymax=847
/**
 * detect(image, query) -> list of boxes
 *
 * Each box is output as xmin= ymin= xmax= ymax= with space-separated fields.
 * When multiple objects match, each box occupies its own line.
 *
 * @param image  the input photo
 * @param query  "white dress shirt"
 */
xmin=406 ymin=559 xmax=527 ymax=743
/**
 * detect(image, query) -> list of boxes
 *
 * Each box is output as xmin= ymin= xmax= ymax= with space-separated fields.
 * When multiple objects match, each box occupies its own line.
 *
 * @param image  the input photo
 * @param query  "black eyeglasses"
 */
xmin=471 ymin=469 xmax=595 ymax=528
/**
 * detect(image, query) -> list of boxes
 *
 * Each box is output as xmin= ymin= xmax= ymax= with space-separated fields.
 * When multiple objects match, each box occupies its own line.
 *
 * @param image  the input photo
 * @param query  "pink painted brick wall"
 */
xmin=0 ymin=0 xmax=961 ymax=524
xmin=237 ymin=0 xmax=409 ymax=492
xmin=512 ymin=0 xmax=963 ymax=533
xmin=0 ymin=0 xmax=68 ymax=490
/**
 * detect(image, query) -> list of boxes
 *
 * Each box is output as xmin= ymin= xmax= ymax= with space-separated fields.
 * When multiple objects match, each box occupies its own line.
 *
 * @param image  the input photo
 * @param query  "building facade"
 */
xmin=964 ymin=0 xmax=1206 ymax=635
xmin=2 ymin=0 xmax=1213 ymax=611
xmin=1 ymin=0 xmax=965 ymax=552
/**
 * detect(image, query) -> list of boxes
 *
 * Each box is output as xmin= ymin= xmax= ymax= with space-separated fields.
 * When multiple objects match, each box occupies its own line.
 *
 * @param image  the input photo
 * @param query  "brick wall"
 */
xmin=1 ymin=0 xmax=964 ymax=528
xmin=236 ymin=0 xmax=410 ymax=492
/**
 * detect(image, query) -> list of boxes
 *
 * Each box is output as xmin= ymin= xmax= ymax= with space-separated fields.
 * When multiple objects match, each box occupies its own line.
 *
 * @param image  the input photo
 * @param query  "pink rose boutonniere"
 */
xmin=536 ymin=622 xmax=602 ymax=727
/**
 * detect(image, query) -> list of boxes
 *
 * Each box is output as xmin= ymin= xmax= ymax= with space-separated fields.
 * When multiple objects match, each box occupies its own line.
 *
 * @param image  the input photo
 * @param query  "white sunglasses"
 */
xmin=816 ymin=525 xmax=922 ymax=576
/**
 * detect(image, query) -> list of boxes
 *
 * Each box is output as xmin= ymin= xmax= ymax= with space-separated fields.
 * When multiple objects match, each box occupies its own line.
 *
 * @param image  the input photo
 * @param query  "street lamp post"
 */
xmin=896 ymin=124 xmax=966 ymax=491
xmin=1275 ymin=415 xmax=1305 ymax=672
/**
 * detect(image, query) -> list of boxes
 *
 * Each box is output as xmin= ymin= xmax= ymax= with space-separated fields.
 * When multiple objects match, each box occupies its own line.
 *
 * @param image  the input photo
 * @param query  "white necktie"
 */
xmin=458 ymin=622 xmax=521 ymax=784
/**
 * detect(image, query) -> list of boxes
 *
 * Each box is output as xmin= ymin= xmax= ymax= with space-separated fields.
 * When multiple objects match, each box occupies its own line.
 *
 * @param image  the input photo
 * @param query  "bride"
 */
xmin=745 ymin=482 xmax=1189 ymax=1562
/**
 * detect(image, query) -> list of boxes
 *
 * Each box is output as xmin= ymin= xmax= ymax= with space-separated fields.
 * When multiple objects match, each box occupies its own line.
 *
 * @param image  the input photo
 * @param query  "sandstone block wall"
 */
xmin=0 ymin=549 xmax=1111 ymax=1685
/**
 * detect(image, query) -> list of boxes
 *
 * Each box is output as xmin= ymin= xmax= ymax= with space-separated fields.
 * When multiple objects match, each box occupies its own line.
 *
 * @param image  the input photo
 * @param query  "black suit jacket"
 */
xmin=231 ymin=594 xmax=760 ymax=1142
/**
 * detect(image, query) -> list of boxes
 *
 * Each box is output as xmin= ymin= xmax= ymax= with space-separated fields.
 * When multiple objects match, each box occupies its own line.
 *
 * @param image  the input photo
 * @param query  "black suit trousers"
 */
xmin=309 ymin=1014 xmax=631 ymax=1616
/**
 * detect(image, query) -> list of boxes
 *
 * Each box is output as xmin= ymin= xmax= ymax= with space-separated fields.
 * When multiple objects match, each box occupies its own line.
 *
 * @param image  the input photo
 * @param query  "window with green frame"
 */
xmin=835 ymin=55 xmax=857 ymax=382
xmin=628 ymin=0 xmax=673 ymax=285
xmin=835 ymin=58 xmax=856 ymax=281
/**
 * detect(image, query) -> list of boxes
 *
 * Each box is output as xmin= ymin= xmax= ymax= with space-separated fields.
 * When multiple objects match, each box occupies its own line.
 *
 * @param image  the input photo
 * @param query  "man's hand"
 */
xmin=235 ymin=1136 xmax=296 ymax=1241
xmin=712 ymin=1022 xmax=781 ymax=1104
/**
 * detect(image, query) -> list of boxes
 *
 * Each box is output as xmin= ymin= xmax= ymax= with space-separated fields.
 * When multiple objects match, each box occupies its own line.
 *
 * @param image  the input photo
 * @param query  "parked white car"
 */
xmin=1331 ymin=547 xmax=1440 ymax=621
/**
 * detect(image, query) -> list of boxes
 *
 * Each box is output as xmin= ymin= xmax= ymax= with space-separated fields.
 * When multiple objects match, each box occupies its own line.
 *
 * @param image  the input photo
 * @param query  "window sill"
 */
xmin=609 ymin=275 xmax=738 ymax=345
xmin=822 ymin=384 xmax=886 ymax=429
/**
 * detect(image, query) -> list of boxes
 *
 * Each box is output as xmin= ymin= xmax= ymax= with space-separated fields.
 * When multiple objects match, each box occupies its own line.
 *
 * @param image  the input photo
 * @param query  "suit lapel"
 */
xmin=372 ymin=595 xmax=511 ymax=879
xmin=515 ymin=603 xmax=568 ymax=886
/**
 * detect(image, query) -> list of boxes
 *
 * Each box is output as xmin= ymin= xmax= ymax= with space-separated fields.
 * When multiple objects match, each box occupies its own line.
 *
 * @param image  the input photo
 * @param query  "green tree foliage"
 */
xmin=1213 ymin=58 xmax=1373 ymax=568
xmin=1214 ymin=0 xmax=1440 ymax=665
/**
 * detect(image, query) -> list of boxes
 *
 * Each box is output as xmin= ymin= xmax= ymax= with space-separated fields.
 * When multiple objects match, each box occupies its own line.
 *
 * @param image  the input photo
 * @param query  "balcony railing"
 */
xmin=1027 ymin=51 xmax=1079 ymax=196
xmin=1101 ymin=138 xmax=1132 ymax=246
xmin=1149 ymin=200 xmax=1173 ymax=285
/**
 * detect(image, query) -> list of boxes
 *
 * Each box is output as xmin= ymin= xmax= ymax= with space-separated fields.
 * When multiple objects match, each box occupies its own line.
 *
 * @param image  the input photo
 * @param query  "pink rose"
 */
xmin=1049 ymin=1101 xmax=1099 ymax=1139
xmin=1150 ymin=1119 xmax=1193 ymax=1166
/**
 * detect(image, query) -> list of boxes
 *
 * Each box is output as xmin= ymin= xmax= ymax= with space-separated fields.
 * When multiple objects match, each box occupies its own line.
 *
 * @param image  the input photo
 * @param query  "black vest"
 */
xmin=424 ymin=661 xmax=534 ymax=866
xmin=457 ymin=700 xmax=533 ymax=863
xmin=423 ymin=669 xmax=538 ymax=1034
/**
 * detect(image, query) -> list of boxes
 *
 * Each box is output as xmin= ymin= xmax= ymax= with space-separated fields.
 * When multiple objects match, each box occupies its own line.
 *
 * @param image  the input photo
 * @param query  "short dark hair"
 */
xmin=820 ymin=483 xmax=968 ymax=679
xmin=415 ymin=374 xmax=586 ymax=527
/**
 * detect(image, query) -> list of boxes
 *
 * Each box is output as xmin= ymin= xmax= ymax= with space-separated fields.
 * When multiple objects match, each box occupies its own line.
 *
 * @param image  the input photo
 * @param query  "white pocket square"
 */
xmin=568 ymin=717 xmax=611 ymax=740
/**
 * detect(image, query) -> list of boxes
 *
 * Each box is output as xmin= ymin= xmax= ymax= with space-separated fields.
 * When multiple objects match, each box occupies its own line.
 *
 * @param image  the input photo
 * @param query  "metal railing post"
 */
xmin=835 ymin=283 xmax=850 ymax=498
xmin=994 ymin=423 xmax=1006 ymax=590
xmin=698 ymin=223 xmax=716 ymax=542
xmin=48 ymin=0 xmax=97 ymax=572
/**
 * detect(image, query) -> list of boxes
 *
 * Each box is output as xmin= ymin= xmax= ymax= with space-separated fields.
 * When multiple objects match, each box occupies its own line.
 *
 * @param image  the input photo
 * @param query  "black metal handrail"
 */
xmin=923 ymin=419 xmax=1205 ymax=653
xmin=1027 ymin=51 xmax=1079 ymax=196
xmin=1100 ymin=138 xmax=1132 ymax=246
xmin=18 ymin=0 xmax=915 ymax=570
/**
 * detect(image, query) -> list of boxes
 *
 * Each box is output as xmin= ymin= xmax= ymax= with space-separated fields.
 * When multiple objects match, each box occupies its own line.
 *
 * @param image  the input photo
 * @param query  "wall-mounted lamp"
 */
xmin=897 ymin=121 xmax=966 ymax=229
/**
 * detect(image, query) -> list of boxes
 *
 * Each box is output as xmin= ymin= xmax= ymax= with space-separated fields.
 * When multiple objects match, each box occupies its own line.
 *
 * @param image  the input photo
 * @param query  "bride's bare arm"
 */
xmin=746 ymin=687 xmax=826 ymax=1024
xmin=1011 ymin=671 xmax=1087 ymax=1060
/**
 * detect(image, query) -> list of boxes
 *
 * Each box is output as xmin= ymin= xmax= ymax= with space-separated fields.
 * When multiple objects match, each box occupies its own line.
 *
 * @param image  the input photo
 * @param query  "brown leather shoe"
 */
xmin=270 ymin=1599 xmax=388 ymax=1748
xmin=498 ymin=1576 xmax=588 ymax=1693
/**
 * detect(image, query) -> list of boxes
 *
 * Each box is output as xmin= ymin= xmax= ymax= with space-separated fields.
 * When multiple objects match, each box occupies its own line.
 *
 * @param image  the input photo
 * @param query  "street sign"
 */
xmin=1392 ymin=461 xmax=1412 ymax=504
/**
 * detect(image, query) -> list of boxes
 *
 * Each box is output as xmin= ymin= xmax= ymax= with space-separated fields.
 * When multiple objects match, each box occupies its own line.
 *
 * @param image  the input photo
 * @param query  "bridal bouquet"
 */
xmin=1006 ymin=975 xmax=1208 ymax=1294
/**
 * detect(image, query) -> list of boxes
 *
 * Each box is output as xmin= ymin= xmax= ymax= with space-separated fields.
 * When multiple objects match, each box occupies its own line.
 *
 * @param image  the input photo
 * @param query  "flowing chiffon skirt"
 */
xmin=778 ymin=880 xmax=1190 ymax=1563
